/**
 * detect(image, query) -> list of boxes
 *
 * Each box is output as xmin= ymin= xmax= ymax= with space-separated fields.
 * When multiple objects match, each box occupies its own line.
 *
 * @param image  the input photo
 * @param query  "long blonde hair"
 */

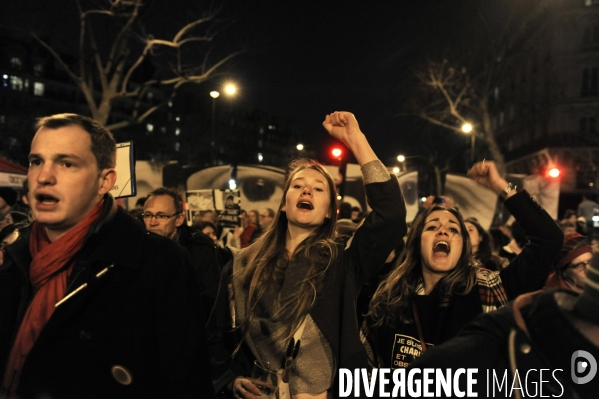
xmin=237 ymin=159 xmax=339 ymax=341
xmin=368 ymin=205 xmax=479 ymax=327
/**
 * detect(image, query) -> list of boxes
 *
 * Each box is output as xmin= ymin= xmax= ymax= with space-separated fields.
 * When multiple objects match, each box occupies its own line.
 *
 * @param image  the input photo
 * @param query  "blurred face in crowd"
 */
xmin=465 ymin=221 xmax=481 ymax=253
xmin=143 ymin=194 xmax=184 ymax=240
xmin=259 ymin=209 xmax=274 ymax=228
xmin=239 ymin=211 xmax=249 ymax=228
xmin=248 ymin=210 xmax=259 ymax=226
xmin=562 ymin=252 xmax=592 ymax=294
xmin=420 ymin=210 xmax=464 ymax=278
xmin=28 ymin=125 xmax=115 ymax=242
xmin=202 ymin=225 xmax=218 ymax=243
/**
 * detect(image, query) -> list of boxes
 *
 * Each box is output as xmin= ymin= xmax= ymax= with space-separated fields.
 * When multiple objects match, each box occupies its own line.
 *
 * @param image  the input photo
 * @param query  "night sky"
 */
xmin=225 ymin=0 xmax=453 ymax=163
xmin=1 ymin=0 xmax=463 ymax=165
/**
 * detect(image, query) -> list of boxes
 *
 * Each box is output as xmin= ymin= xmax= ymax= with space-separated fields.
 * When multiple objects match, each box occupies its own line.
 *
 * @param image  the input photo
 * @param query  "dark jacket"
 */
xmin=409 ymin=289 xmax=599 ymax=399
xmin=207 ymin=178 xmax=407 ymax=398
xmin=0 ymin=196 xmax=213 ymax=399
xmin=176 ymin=223 xmax=231 ymax=317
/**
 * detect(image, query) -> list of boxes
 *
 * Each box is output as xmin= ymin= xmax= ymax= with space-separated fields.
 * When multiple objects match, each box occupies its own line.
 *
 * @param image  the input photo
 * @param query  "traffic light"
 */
xmin=547 ymin=167 xmax=560 ymax=178
xmin=331 ymin=147 xmax=343 ymax=160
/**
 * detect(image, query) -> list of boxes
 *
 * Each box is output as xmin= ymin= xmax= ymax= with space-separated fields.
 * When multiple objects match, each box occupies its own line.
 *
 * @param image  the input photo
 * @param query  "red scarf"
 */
xmin=2 ymin=199 xmax=105 ymax=393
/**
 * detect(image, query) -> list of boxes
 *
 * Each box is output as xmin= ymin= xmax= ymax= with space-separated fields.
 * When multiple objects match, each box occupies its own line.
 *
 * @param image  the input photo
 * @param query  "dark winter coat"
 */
xmin=409 ymin=289 xmax=599 ymax=399
xmin=0 ymin=195 xmax=213 ymax=399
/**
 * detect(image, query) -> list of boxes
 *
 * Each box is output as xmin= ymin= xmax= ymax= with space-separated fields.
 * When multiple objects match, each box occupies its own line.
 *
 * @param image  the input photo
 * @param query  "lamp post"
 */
xmin=210 ymin=90 xmax=220 ymax=165
xmin=461 ymin=123 xmax=475 ymax=164
xmin=209 ymin=83 xmax=237 ymax=165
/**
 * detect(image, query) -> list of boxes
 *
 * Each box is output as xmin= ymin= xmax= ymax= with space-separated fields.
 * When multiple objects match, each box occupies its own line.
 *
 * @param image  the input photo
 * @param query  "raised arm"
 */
xmin=322 ymin=111 xmax=377 ymax=167
xmin=468 ymin=160 xmax=564 ymax=298
xmin=323 ymin=111 xmax=406 ymax=285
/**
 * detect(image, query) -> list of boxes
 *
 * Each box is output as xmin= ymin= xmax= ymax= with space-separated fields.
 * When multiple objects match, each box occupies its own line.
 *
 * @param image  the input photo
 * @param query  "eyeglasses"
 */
xmin=568 ymin=260 xmax=591 ymax=271
xmin=141 ymin=213 xmax=180 ymax=221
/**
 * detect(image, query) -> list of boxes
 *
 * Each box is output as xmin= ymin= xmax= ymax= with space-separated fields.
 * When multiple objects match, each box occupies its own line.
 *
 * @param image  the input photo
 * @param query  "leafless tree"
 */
xmin=32 ymin=0 xmax=242 ymax=131
xmin=409 ymin=0 xmax=552 ymax=175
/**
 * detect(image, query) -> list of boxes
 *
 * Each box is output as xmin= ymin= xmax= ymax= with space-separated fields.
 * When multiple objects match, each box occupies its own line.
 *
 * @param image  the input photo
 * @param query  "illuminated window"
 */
xmin=10 ymin=76 xmax=23 ymax=91
xmin=33 ymin=82 xmax=44 ymax=96
xmin=10 ymin=57 xmax=22 ymax=68
xmin=33 ymin=64 xmax=43 ymax=76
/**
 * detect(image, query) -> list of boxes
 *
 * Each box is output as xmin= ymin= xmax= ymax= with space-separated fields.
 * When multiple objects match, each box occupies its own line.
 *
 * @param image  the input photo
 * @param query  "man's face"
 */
xmin=28 ymin=125 xmax=115 ymax=242
xmin=143 ymin=194 xmax=184 ymax=239
xmin=259 ymin=209 xmax=273 ymax=228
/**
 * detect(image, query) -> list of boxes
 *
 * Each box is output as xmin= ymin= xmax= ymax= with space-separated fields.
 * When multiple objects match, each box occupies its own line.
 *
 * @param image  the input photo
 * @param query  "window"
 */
xmin=33 ymin=82 xmax=44 ymax=96
xmin=585 ymin=0 xmax=599 ymax=6
xmin=175 ymin=128 xmax=181 ymax=136
xmin=33 ymin=64 xmax=43 ymax=76
xmin=582 ymin=24 xmax=599 ymax=50
xmin=581 ymin=67 xmax=599 ymax=97
xmin=10 ymin=57 xmax=22 ymax=69
xmin=10 ymin=76 xmax=23 ymax=91
xmin=174 ymin=142 xmax=180 ymax=152
xmin=580 ymin=117 xmax=597 ymax=133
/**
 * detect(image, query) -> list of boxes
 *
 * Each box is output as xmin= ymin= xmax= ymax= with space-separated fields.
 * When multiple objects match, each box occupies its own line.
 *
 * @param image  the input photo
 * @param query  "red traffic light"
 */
xmin=547 ymin=167 xmax=560 ymax=178
xmin=331 ymin=147 xmax=343 ymax=158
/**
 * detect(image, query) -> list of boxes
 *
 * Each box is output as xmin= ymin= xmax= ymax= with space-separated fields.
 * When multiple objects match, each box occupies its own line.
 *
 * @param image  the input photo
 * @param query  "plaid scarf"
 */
xmin=476 ymin=268 xmax=508 ymax=313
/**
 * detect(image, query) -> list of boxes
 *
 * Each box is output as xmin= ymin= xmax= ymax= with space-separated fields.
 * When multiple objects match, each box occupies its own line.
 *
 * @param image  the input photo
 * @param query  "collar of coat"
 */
xmin=6 ymin=194 xmax=146 ymax=273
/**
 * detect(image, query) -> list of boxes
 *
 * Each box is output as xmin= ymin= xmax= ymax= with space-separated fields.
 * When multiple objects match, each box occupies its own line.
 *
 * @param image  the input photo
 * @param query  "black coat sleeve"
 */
xmin=499 ymin=190 xmax=564 ymax=299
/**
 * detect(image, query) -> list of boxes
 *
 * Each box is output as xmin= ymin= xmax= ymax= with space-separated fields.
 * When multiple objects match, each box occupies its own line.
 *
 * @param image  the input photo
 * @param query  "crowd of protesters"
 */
xmin=0 ymin=112 xmax=597 ymax=399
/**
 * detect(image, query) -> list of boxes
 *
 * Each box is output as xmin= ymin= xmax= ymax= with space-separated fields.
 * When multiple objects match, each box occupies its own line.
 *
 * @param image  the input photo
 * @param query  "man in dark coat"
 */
xmin=0 ymin=114 xmax=213 ymax=399
xmin=143 ymin=187 xmax=227 ymax=316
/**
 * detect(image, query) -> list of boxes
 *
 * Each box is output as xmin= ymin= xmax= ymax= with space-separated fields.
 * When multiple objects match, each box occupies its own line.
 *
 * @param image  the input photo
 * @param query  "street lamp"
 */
xmin=461 ymin=123 xmax=475 ymax=164
xmin=296 ymin=143 xmax=304 ymax=151
xmin=209 ymin=84 xmax=237 ymax=165
xmin=210 ymin=91 xmax=220 ymax=165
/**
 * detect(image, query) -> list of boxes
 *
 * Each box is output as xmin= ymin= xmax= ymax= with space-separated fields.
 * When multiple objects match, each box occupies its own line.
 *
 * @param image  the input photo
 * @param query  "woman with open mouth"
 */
xmin=208 ymin=111 xmax=407 ymax=399
xmin=365 ymin=160 xmax=564 ymax=370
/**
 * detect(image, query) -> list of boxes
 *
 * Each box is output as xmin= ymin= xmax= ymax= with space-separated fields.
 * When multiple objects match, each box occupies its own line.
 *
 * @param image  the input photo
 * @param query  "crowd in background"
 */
xmin=0 ymin=112 xmax=597 ymax=398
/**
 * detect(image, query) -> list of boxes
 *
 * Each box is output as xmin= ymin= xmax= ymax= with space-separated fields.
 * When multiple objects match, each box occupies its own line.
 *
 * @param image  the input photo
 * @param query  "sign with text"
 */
xmin=112 ymin=141 xmax=136 ymax=198
xmin=185 ymin=189 xmax=241 ymax=228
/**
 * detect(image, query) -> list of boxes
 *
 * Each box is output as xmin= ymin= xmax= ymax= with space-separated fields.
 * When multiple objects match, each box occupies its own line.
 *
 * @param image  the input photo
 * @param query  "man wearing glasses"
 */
xmin=545 ymin=233 xmax=593 ymax=294
xmin=142 ymin=187 xmax=186 ymax=240
xmin=143 ymin=187 xmax=224 ymax=316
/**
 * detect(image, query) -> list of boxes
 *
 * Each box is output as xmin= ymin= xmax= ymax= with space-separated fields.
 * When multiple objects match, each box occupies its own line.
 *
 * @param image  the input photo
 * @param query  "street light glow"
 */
xmin=461 ymin=123 xmax=473 ymax=133
xmin=397 ymin=155 xmax=405 ymax=162
xmin=393 ymin=167 xmax=400 ymax=174
xmin=296 ymin=143 xmax=304 ymax=151
xmin=210 ymin=91 xmax=220 ymax=99
xmin=224 ymin=84 xmax=237 ymax=96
